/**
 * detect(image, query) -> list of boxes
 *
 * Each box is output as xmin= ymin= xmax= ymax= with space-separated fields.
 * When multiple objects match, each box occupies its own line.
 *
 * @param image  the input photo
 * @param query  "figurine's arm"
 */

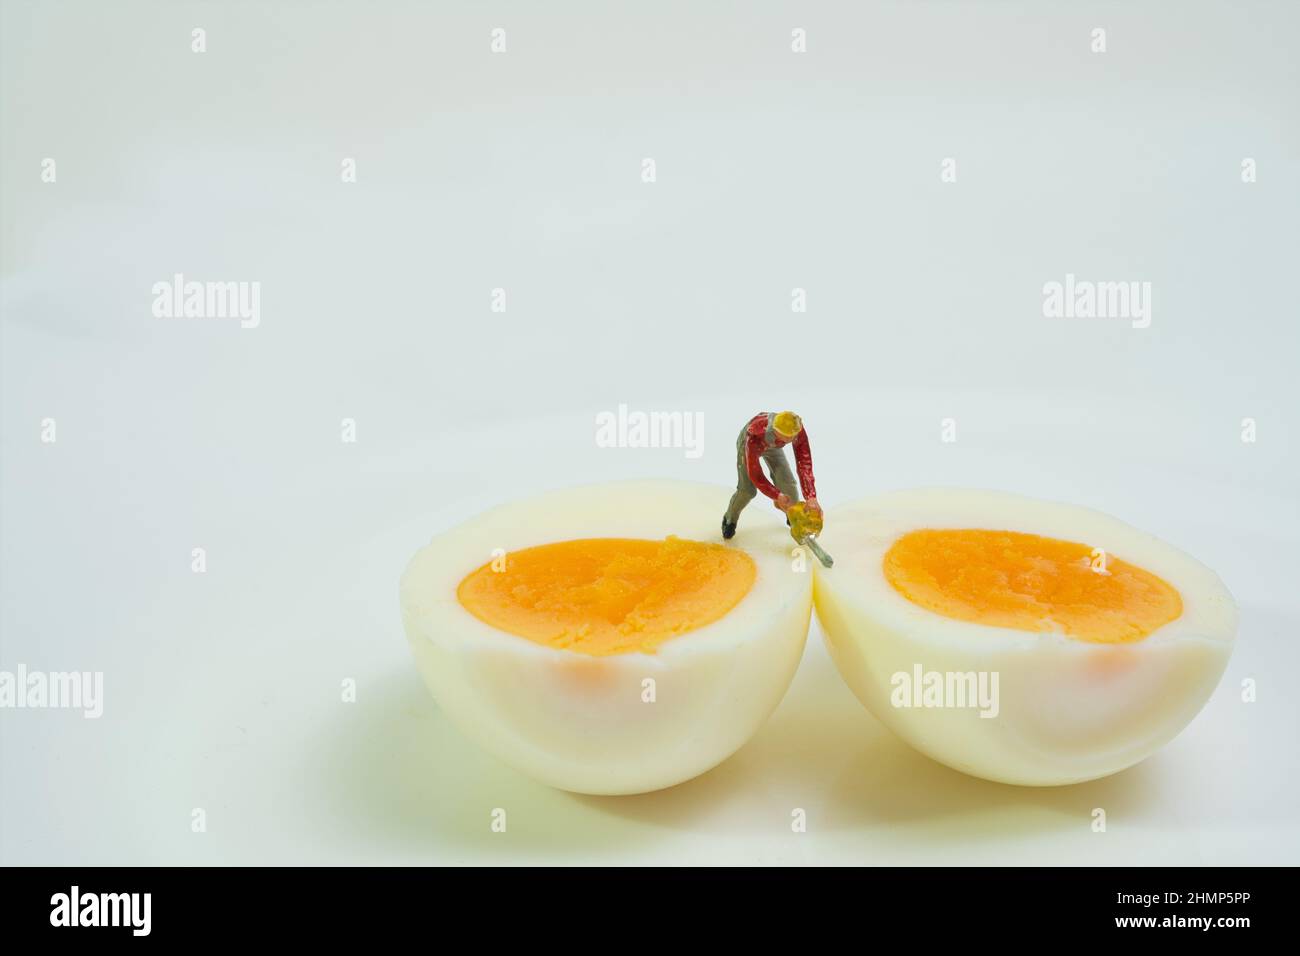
xmin=792 ymin=429 xmax=818 ymax=503
xmin=745 ymin=435 xmax=784 ymax=504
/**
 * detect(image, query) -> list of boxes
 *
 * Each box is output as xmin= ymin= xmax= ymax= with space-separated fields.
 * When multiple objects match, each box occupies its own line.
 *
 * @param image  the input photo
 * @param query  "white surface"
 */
xmin=2 ymin=0 xmax=1298 ymax=864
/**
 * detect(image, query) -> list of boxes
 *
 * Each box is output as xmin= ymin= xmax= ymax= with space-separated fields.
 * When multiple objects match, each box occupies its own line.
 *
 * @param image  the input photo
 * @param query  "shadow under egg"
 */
xmin=311 ymin=666 xmax=665 ymax=861
xmin=315 ymin=637 xmax=1179 ymax=861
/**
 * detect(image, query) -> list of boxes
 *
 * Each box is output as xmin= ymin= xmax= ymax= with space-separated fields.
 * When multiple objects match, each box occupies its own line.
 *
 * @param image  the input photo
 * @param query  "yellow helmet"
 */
xmin=772 ymin=411 xmax=802 ymax=440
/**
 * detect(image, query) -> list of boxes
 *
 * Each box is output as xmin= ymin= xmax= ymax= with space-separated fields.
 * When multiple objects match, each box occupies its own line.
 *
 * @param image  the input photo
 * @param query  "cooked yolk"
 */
xmin=883 ymin=529 xmax=1182 ymax=643
xmin=457 ymin=537 xmax=757 ymax=656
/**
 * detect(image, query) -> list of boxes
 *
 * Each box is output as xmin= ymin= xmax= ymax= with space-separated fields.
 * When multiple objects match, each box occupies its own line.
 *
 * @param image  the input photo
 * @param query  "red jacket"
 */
xmin=744 ymin=413 xmax=817 ymax=502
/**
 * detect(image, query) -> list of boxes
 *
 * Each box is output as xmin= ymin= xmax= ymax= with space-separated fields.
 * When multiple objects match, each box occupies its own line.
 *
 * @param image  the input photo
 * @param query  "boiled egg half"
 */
xmin=399 ymin=481 xmax=812 ymax=795
xmin=814 ymin=489 xmax=1237 ymax=786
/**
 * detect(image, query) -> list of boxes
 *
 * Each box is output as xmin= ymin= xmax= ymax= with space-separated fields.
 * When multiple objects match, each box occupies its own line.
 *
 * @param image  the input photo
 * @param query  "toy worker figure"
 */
xmin=722 ymin=411 xmax=822 ymax=540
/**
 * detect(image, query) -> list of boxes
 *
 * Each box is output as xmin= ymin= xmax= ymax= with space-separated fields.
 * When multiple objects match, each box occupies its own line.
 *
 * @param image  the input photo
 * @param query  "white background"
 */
xmin=2 ymin=1 xmax=1297 ymax=864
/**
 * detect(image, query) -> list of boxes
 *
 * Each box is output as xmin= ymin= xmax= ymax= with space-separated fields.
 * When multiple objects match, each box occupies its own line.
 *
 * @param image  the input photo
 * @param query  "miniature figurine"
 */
xmin=722 ymin=411 xmax=833 ymax=567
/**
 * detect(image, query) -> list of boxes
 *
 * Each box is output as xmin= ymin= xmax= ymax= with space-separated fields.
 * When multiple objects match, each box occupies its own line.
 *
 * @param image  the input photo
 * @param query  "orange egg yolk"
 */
xmin=457 ymin=537 xmax=757 ymax=656
xmin=883 ymin=529 xmax=1183 ymax=643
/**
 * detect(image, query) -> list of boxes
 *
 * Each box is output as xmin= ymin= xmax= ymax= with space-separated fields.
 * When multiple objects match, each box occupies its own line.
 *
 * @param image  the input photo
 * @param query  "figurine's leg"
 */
xmin=762 ymin=448 xmax=800 ymax=502
xmin=762 ymin=449 xmax=800 ymax=527
xmin=722 ymin=482 xmax=755 ymax=539
xmin=722 ymin=431 xmax=755 ymax=539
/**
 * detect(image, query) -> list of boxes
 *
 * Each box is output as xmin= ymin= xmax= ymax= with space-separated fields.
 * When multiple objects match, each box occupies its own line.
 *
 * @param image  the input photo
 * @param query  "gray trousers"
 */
xmin=723 ymin=427 xmax=800 ymax=526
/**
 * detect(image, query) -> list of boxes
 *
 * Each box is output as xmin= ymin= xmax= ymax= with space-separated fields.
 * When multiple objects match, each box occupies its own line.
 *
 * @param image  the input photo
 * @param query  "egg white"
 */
xmin=814 ymin=488 xmax=1237 ymax=786
xmin=399 ymin=480 xmax=812 ymax=795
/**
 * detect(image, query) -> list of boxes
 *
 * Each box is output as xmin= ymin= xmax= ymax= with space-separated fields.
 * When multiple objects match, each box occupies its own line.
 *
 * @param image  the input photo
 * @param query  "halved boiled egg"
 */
xmin=399 ymin=481 xmax=812 ymax=795
xmin=814 ymin=489 xmax=1237 ymax=786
